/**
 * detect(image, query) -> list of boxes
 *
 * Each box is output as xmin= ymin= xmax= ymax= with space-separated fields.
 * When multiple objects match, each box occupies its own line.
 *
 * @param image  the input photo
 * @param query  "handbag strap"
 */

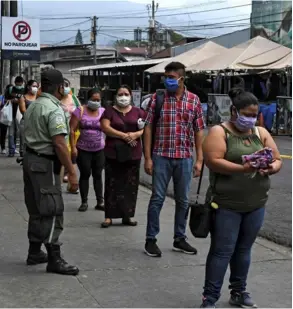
xmin=195 ymin=160 xmax=205 ymax=204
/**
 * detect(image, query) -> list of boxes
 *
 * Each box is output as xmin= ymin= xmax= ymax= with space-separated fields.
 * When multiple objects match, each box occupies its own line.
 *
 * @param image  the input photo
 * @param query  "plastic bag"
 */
xmin=0 ymin=101 xmax=13 ymax=126
xmin=16 ymin=106 xmax=23 ymax=125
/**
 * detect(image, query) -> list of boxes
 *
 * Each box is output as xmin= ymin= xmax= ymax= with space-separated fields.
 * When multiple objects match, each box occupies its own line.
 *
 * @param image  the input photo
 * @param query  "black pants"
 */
xmin=76 ymin=148 xmax=105 ymax=204
xmin=0 ymin=123 xmax=7 ymax=150
xmin=23 ymin=152 xmax=63 ymax=244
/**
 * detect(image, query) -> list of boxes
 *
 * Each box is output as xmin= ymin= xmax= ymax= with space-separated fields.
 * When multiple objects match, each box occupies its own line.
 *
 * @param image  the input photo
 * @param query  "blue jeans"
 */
xmin=203 ymin=207 xmax=265 ymax=303
xmin=146 ymin=154 xmax=193 ymax=240
xmin=8 ymin=119 xmax=18 ymax=155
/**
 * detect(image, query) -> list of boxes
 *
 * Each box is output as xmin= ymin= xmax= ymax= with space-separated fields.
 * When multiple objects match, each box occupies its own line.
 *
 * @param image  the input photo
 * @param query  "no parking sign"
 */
xmin=1 ymin=17 xmax=40 ymax=60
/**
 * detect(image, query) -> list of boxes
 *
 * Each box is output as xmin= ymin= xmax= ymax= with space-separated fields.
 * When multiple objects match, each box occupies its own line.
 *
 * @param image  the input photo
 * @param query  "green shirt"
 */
xmin=206 ymin=125 xmax=271 ymax=212
xmin=24 ymin=93 xmax=68 ymax=155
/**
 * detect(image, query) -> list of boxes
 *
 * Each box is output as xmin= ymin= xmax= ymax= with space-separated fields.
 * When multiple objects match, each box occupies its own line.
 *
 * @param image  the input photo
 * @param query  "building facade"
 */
xmin=250 ymin=0 xmax=292 ymax=48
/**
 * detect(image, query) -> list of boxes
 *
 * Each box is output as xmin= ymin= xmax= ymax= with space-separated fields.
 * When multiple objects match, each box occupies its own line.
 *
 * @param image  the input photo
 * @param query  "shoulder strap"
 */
xmin=72 ymin=95 xmax=80 ymax=108
xmin=254 ymin=126 xmax=260 ymax=139
xmin=195 ymin=160 xmax=205 ymax=203
xmin=154 ymin=89 xmax=165 ymax=121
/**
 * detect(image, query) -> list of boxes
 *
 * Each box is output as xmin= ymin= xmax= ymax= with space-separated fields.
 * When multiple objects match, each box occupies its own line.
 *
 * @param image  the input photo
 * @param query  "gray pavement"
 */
xmin=0 ymin=157 xmax=291 ymax=308
xmin=141 ymin=135 xmax=292 ymax=247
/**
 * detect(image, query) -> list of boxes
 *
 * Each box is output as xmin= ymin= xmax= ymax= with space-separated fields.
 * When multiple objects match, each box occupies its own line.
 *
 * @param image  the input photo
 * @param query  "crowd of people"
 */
xmin=0 ymin=61 xmax=282 ymax=308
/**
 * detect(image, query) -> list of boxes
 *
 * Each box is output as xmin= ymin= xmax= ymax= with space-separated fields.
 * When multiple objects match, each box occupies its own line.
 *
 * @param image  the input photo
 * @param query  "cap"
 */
xmin=41 ymin=69 xmax=64 ymax=86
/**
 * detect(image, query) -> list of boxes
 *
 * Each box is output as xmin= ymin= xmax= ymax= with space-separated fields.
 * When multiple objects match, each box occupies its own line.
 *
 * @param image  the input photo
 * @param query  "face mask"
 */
xmin=116 ymin=95 xmax=131 ymax=107
xmin=87 ymin=100 xmax=101 ymax=110
xmin=31 ymin=87 xmax=38 ymax=94
xmin=15 ymin=85 xmax=24 ymax=90
xmin=64 ymin=87 xmax=71 ymax=95
xmin=233 ymin=110 xmax=257 ymax=132
xmin=164 ymin=77 xmax=181 ymax=92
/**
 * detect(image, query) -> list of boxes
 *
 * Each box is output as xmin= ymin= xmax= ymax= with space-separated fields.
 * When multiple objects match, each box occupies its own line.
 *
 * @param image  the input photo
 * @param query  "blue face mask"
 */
xmin=164 ymin=77 xmax=180 ymax=92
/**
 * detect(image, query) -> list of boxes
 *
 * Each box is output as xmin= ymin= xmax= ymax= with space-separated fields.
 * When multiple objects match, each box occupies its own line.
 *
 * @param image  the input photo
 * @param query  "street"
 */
xmin=0 ymin=156 xmax=291 ymax=308
xmin=140 ymin=135 xmax=292 ymax=247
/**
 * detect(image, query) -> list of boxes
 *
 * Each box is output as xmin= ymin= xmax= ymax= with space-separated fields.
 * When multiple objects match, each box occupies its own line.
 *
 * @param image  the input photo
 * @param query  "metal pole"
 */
xmin=10 ymin=0 xmax=18 ymax=83
xmin=93 ymin=16 xmax=97 ymax=65
xmin=2 ymin=0 xmax=10 ymax=90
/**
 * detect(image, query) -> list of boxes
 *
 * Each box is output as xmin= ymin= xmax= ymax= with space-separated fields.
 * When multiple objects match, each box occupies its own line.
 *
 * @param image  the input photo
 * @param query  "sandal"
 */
xmin=101 ymin=219 xmax=112 ymax=228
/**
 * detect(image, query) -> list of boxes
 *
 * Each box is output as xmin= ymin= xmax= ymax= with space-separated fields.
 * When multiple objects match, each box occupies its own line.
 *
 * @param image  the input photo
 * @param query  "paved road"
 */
xmin=0 ymin=158 xmax=291 ymax=308
xmin=140 ymin=136 xmax=292 ymax=247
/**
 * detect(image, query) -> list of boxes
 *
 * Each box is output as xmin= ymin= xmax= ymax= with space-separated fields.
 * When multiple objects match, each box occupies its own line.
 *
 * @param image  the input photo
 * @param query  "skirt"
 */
xmin=104 ymin=157 xmax=140 ymax=219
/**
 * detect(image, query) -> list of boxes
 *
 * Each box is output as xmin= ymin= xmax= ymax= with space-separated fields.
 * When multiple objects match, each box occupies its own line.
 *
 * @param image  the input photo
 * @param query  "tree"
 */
xmin=75 ymin=29 xmax=83 ymax=45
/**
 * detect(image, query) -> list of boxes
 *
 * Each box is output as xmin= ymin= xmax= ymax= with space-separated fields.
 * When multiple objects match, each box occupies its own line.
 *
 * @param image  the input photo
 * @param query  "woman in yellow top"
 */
xmin=59 ymin=78 xmax=81 ymax=193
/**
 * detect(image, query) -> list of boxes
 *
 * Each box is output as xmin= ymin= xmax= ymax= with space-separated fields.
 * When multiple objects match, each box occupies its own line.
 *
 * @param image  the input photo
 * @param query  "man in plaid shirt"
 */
xmin=143 ymin=62 xmax=205 ymax=257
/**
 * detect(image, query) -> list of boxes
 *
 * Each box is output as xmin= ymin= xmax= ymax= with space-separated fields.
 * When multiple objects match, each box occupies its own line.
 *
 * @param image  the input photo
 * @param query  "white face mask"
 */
xmin=31 ymin=87 xmax=38 ymax=94
xmin=116 ymin=95 xmax=131 ymax=107
xmin=64 ymin=87 xmax=71 ymax=95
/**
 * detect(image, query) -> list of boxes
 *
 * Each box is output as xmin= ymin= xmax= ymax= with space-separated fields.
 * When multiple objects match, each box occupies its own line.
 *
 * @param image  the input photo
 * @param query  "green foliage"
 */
xmin=75 ymin=29 xmax=83 ymax=45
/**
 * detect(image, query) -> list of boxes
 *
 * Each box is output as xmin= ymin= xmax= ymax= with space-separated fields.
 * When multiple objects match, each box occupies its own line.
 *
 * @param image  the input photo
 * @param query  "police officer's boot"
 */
xmin=45 ymin=244 xmax=79 ymax=276
xmin=26 ymin=242 xmax=48 ymax=265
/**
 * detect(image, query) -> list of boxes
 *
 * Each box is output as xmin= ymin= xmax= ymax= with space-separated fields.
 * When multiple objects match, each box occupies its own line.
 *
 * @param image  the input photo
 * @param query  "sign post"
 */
xmin=1 ymin=17 xmax=40 ymax=61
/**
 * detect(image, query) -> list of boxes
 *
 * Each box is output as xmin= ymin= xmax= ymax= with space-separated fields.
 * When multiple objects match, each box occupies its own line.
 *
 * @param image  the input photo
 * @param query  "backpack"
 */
xmin=142 ymin=89 xmax=165 ymax=155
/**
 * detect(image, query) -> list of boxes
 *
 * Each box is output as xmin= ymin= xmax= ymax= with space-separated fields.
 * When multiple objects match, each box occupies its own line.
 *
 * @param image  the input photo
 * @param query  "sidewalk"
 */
xmin=0 ymin=158 xmax=291 ymax=308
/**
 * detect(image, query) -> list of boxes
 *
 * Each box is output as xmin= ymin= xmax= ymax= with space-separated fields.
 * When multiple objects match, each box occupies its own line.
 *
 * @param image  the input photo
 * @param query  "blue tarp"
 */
xmin=259 ymin=103 xmax=277 ymax=131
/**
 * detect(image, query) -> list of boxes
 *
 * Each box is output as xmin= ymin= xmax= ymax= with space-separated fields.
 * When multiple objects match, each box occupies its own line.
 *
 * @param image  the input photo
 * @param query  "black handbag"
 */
xmin=188 ymin=161 xmax=214 ymax=238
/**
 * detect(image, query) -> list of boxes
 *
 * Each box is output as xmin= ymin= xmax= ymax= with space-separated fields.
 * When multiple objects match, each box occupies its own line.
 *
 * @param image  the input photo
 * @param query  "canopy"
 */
xmin=189 ymin=36 xmax=292 ymax=72
xmin=145 ymin=41 xmax=227 ymax=74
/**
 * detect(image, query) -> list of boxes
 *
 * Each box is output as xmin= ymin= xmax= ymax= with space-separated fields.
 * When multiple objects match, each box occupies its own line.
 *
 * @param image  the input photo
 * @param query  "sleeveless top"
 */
xmin=206 ymin=125 xmax=271 ymax=212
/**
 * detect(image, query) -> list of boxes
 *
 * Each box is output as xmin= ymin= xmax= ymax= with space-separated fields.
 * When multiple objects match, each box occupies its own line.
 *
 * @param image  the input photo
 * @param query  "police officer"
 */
xmin=23 ymin=69 xmax=79 ymax=276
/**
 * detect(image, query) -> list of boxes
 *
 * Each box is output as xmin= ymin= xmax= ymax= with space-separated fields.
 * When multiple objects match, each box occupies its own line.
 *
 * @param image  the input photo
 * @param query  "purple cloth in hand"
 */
xmin=242 ymin=147 xmax=274 ymax=169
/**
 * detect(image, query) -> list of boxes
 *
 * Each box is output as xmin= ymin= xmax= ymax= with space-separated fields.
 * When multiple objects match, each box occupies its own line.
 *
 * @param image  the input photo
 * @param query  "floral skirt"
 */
xmin=104 ymin=157 xmax=140 ymax=219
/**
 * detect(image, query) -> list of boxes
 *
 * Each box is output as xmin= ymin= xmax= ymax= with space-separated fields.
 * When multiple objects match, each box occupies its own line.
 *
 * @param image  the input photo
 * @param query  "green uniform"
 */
xmin=24 ymin=93 xmax=68 ymax=155
xmin=23 ymin=92 xmax=68 ymax=245
xmin=206 ymin=125 xmax=271 ymax=212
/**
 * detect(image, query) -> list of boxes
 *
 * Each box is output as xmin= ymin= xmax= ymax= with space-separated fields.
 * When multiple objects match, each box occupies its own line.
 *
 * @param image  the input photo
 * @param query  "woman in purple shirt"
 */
xmin=100 ymin=85 xmax=145 ymax=228
xmin=70 ymin=88 xmax=105 ymax=212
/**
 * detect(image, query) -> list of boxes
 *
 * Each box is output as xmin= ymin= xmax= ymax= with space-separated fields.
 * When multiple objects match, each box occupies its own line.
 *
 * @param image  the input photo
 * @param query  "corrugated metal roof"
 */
xmin=70 ymin=58 xmax=170 ymax=72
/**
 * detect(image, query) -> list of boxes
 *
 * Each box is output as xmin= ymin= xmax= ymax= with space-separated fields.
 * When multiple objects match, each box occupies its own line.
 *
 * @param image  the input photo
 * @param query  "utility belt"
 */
xmin=26 ymin=146 xmax=57 ymax=161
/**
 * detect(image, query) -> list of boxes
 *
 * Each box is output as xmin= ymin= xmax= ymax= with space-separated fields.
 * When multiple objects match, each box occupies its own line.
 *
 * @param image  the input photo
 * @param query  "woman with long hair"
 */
xmin=70 ymin=88 xmax=105 ymax=212
xmin=18 ymin=79 xmax=39 ymax=157
xmin=200 ymin=88 xmax=282 ymax=308
xmin=100 ymin=85 xmax=145 ymax=228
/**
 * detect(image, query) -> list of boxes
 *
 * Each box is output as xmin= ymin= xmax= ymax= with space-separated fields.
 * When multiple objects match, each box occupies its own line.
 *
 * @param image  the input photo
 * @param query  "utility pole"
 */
xmin=10 ymin=0 xmax=18 ymax=84
xmin=147 ymin=0 xmax=158 ymax=57
xmin=1 ymin=0 xmax=10 ymax=91
xmin=91 ymin=16 xmax=97 ymax=65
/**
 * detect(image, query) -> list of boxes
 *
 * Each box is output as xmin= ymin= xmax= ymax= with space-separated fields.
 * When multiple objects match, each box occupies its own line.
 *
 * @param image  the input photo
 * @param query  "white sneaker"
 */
xmin=15 ymin=150 xmax=19 ymax=154
xmin=1 ymin=149 xmax=6 ymax=154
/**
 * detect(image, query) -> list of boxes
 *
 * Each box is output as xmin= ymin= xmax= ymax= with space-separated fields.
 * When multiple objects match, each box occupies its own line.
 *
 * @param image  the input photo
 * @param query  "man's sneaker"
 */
xmin=229 ymin=291 xmax=257 ymax=308
xmin=15 ymin=150 xmax=19 ymax=155
xmin=144 ymin=239 xmax=162 ymax=257
xmin=1 ymin=149 xmax=6 ymax=154
xmin=173 ymin=238 xmax=197 ymax=255
xmin=200 ymin=297 xmax=216 ymax=308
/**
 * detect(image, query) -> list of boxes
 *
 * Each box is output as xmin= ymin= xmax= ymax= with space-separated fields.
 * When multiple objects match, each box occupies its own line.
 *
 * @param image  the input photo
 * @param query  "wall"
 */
xmin=171 ymin=28 xmax=251 ymax=57
xmin=53 ymin=59 xmax=116 ymax=92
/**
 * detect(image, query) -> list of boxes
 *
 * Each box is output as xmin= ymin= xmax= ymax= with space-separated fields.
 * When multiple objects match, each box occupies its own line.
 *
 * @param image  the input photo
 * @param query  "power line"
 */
xmin=41 ymin=20 xmax=91 ymax=32
xmin=52 ymin=28 xmax=91 ymax=46
xmin=92 ymin=11 xmax=286 ymax=34
xmin=24 ymin=1 xmax=226 ymax=19
xmin=98 ymin=3 xmax=252 ymax=20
